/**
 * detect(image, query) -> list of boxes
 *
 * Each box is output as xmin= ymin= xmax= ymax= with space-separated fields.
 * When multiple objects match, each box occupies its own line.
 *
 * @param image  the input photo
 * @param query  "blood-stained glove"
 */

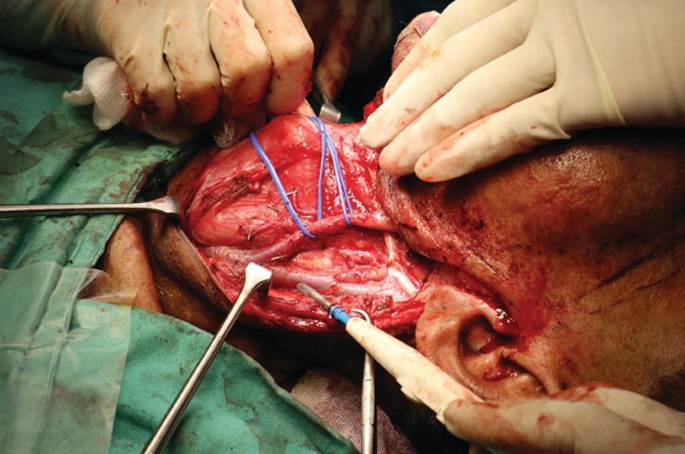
xmin=295 ymin=0 xmax=392 ymax=101
xmin=0 ymin=0 xmax=314 ymax=128
xmin=359 ymin=0 xmax=685 ymax=182
xmin=443 ymin=384 xmax=685 ymax=453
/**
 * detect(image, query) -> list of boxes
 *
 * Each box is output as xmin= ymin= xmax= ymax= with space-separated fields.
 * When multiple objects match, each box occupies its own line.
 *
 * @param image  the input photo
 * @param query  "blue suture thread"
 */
xmin=249 ymin=132 xmax=316 ymax=239
xmin=308 ymin=116 xmax=353 ymax=225
xmin=315 ymin=122 xmax=327 ymax=220
xmin=326 ymin=133 xmax=353 ymax=224
xmin=329 ymin=305 xmax=351 ymax=325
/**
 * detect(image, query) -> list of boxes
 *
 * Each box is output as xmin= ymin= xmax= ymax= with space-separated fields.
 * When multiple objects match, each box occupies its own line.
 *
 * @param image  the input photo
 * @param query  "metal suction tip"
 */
xmin=296 ymin=282 xmax=333 ymax=312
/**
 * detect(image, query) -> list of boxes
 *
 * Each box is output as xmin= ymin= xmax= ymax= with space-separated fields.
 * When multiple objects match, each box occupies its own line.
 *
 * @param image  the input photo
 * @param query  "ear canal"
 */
xmin=458 ymin=313 xmax=545 ymax=400
xmin=416 ymin=286 xmax=546 ymax=401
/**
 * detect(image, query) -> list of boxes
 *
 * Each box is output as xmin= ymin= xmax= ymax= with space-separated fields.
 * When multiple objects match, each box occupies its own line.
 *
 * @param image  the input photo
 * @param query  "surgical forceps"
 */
xmin=350 ymin=308 xmax=377 ymax=454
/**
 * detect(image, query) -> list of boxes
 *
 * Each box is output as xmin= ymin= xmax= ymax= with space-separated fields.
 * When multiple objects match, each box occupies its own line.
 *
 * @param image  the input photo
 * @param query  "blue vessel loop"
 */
xmin=249 ymin=132 xmax=316 ymax=239
xmin=308 ymin=115 xmax=353 ymax=225
xmin=249 ymin=117 xmax=354 ymax=239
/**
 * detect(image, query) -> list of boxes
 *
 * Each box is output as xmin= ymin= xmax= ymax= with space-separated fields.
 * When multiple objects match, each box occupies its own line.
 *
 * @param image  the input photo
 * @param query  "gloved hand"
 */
xmin=442 ymin=384 xmax=685 ymax=453
xmin=1 ymin=0 xmax=314 ymax=129
xmin=295 ymin=0 xmax=392 ymax=101
xmin=359 ymin=0 xmax=685 ymax=182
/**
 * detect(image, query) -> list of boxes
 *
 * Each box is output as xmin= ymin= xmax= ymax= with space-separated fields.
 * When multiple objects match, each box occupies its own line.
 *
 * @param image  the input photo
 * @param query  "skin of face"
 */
xmin=380 ymin=128 xmax=685 ymax=404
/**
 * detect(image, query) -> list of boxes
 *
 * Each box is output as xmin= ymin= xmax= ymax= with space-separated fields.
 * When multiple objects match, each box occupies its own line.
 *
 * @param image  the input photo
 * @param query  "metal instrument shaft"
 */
xmin=0 ymin=196 xmax=182 ymax=218
xmin=144 ymin=263 xmax=272 ymax=454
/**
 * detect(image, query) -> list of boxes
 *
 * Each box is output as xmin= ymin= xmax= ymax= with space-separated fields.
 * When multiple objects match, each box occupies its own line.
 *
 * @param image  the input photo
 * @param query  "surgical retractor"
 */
xmin=0 ymin=195 xmax=182 ymax=218
xmin=144 ymin=263 xmax=273 ymax=454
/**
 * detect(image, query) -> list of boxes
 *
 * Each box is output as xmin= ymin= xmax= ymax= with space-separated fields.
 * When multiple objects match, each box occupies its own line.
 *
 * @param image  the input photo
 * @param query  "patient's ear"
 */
xmin=415 ymin=283 xmax=547 ymax=401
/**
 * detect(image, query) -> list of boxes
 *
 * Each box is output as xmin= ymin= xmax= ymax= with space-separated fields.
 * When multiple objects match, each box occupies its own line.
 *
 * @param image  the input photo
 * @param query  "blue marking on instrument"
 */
xmin=329 ymin=305 xmax=351 ymax=325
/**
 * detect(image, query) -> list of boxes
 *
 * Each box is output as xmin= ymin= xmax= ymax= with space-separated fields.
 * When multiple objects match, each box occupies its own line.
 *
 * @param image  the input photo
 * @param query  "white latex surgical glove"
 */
xmin=443 ymin=384 xmax=685 ymax=453
xmin=359 ymin=0 xmax=685 ymax=182
xmin=0 ymin=0 xmax=314 ymax=128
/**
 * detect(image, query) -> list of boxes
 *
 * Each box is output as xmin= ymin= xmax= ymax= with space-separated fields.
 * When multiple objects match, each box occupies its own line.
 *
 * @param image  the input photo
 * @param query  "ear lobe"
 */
xmin=416 ymin=285 xmax=547 ymax=401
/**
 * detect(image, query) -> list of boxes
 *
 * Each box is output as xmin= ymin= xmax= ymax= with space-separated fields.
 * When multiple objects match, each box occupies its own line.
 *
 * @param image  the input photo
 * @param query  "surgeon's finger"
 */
xmin=116 ymin=35 xmax=179 ymax=124
xmin=379 ymin=41 xmax=554 ymax=175
xmin=360 ymin=0 xmax=534 ymax=149
xmin=209 ymin=0 xmax=271 ymax=116
xmin=384 ymin=0 xmax=516 ymax=100
xmin=314 ymin=0 xmax=367 ymax=101
xmin=414 ymin=89 xmax=569 ymax=182
xmin=164 ymin=6 xmax=221 ymax=125
xmin=442 ymin=398 xmax=684 ymax=453
xmin=244 ymin=0 xmax=314 ymax=114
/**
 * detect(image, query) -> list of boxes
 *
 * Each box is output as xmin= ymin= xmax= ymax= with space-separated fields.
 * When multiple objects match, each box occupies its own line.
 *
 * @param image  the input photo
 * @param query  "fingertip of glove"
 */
xmin=415 ymin=156 xmax=465 ymax=183
xmin=359 ymin=121 xmax=386 ymax=150
xmin=379 ymin=144 xmax=422 ymax=177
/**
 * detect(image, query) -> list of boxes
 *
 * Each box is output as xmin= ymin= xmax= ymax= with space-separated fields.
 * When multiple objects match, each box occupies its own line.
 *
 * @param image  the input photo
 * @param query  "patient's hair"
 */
xmin=648 ymin=368 xmax=685 ymax=412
